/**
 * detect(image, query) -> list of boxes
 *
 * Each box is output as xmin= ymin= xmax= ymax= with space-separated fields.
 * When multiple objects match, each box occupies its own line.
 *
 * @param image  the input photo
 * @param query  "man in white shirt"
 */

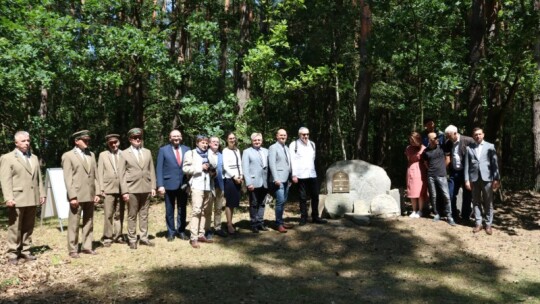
xmin=290 ymin=127 xmax=327 ymax=225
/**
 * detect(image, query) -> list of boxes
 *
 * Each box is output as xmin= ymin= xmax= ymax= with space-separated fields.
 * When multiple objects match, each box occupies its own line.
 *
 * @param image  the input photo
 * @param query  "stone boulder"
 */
xmin=324 ymin=160 xmax=391 ymax=218
xmin=325 ymin=193 xmax=353 ymax=219
xmin=370 ymin=194 xmax=400 ymax=217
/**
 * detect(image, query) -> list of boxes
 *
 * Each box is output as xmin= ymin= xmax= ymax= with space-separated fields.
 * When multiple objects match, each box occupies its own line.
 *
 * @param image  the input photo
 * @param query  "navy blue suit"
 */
xmin=156 ymin=143 xmax=190 ymax=237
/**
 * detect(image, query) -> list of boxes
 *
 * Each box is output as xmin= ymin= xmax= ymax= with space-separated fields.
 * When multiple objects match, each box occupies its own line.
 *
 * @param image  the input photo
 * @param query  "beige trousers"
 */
xmin=127 ymin=193 xmax=150 ymax=244
xmin=67 ymin=202 xmax=94 ymax=253
xmin=102 ymin=193 xmax=125 ymax=243
xmin=7 ymin=206 xmax=36 ymax=259
xmin=190 ymin=189 xmax=212 ymax=241
xmin=205 ymin=188 xmax=224 ymax=231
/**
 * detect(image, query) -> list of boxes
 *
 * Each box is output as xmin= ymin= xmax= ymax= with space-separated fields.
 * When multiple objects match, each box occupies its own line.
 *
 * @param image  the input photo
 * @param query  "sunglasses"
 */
xmin=130 ymin=136 xmax=142 ymax=140
xmin=108 ymin=140 xmax=119 ymax=145
xmin=301 ymin=133 xmax=309 ymax=136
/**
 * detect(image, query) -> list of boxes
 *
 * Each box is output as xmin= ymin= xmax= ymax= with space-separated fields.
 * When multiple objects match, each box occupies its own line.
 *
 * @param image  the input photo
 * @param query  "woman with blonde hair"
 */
xmin=405 ymin=131 xmax=427 ymax=218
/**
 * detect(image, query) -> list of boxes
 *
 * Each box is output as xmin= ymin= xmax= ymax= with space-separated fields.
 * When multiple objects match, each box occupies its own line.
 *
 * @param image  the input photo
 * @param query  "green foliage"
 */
xmin=0 ymin=0 xmax=538 ymax=189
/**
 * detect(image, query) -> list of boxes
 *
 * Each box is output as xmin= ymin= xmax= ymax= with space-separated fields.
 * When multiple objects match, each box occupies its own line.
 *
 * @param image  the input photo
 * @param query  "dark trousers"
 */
xmin=298 ymin=177 xmax=320 ymax=220
xmin=448 ymin=169 xmax=472 ymax=220
xmin=164 ymin=188 xmax=188 ymax=237
xmin=248 ymin=187 xmax=268 ymax=228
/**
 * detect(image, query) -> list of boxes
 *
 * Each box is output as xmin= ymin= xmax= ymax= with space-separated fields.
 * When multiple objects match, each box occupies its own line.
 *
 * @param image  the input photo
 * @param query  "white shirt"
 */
xmin=130 ymin=145 xmax=143 ymax=162
xmin=451 ymin=135 xmax=462 ymax=170
xmin=222 ymin=148 xmax=243 ymax=179
xmin=475 ymin=141 xmax=484 ymax=157
xmin=290 ymin=139 xmax=317 ymax=179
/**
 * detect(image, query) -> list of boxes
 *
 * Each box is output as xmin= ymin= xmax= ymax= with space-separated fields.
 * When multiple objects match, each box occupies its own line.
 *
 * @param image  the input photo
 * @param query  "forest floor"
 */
xmin=1 ymin=190 xmax=539 ymax=304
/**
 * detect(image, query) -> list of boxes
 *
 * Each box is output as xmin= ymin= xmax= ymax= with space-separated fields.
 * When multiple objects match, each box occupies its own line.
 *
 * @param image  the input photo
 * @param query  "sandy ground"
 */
xmin=1 ymin=190 xmax=539 ymax=303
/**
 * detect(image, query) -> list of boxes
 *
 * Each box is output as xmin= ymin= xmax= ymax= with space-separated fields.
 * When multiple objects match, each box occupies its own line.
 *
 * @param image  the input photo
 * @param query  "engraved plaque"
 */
xmin=332 ymin=171 xmax=349 ymax=193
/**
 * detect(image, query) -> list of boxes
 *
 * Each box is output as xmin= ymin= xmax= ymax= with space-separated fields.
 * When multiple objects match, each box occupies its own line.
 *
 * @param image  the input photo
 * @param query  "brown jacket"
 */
xmin=118 ymin=147 xmax=156 ymax=194
xmin=97 ymin=150 xmax=128 ymax=195
xmin=62 ymin=148 xmax=98 ymax=202
xmin=0 ymin=149 xmax=45 ymax=207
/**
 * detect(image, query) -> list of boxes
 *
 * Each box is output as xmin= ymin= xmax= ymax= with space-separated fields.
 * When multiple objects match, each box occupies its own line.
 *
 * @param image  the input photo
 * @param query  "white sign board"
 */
xmin=41 ymin=168 xmax=69 ymax=231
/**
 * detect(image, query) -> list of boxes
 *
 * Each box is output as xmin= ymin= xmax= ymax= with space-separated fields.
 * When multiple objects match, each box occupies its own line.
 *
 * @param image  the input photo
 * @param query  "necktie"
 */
xmin=282 ymin=145 xmax=289 ymax=166
xmin=25 ymin=154 xmax=32 ymax=170
xmin=112 ymin=153 xmax=117 ymax=172
xmin=175 ymin=148 xmax=182 ymax=166
xmin=83 ymin=152 xmax=90 ymax=172
xmin=138 ymin=149 xmax=143 ymax=165
xmin=257 ymin=149 xmax=266 ymax=168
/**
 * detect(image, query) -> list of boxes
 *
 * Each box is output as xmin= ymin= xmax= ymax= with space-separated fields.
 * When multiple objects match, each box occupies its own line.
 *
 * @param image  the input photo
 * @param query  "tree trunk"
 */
xmin=534 ymin=8 xmax=540 ymax=191
xmin=466 ymin=0 xmax=486 ymax=131
xmin=354 ymin=0 xmax=372 ymax=161
xmin=235 ymin=0 xmax=251 ymax=116
xmin=217 ymin=0 xmax=230 ymax=98
xmin=372 ymin=108 xmax=389 ymax=167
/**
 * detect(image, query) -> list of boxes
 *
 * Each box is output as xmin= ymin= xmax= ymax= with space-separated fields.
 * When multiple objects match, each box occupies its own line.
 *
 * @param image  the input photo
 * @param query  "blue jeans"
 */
xmin=165 ymin=188 xmax=188 ymax=237
xmin=427 ymin=176 xmax=452 ymax=217
xmin=448 ymin=169 xmax=472 ymax=220
xmin=274 ymin=182 xmax=290 ymax=226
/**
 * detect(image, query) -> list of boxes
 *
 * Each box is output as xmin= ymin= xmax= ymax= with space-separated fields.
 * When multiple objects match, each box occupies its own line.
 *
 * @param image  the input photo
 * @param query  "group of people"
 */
xmin=405 ymin=118 xmax=501 ymax=235
xmin=1 ymin=126 xmax=327 ymax=264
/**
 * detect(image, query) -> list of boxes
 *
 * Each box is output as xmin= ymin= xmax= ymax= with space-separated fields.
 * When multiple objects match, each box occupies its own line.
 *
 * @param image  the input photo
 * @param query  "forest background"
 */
xmin=1 ymin=0 xmax=540 ymax=192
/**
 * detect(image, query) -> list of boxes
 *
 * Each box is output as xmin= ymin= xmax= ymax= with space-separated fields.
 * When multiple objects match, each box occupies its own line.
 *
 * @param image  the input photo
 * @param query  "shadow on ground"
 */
xmin=494 ymin=190 xmax=540 ymax=234
xmin=5 ymin=217 xmax=539 ymax=304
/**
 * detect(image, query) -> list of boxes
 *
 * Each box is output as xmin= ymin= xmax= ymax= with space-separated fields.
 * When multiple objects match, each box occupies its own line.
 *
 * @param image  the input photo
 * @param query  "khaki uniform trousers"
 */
xmin=67 ymin=201 xmax=94 ymax=253
xmin=102 ymin=193 xmax=125 ymax=244
xmin=205 ymin=188 xmax=223 ymax=231
xmin=7 ymin=206 xmax=37 ymax=259
xmin=127 ymin=193 xmax=150 ymax=244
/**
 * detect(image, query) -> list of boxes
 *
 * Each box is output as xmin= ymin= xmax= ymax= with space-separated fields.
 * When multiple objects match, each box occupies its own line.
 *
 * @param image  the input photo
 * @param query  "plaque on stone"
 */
xmin=332 ymin=171 xmax=349 ymax=193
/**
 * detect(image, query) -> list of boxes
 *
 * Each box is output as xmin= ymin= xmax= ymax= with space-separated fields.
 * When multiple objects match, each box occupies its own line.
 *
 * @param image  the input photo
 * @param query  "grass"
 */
xmin=1 ymin=194 xmax=540 ymax=303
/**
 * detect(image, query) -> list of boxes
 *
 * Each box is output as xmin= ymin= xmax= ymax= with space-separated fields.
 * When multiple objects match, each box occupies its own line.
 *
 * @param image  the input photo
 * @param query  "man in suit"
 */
xmin=205 ymin=136 xmax=227 ymax=239
xmin=156 ymin=129 xmax=190 ymax=242
xmin=242 ymin=133 xmax=269 ymax=233
xmin=119 ymin=128 xmax=157 ymax=249
xmin=290 ymin=127 xmax=327 ymax=225
xmin=444 ymin=125 xmax=475 ymax=222
xmin=62 ymin=130 xmax=101 ymax=258
xmin=464 ymin=127 xmax=500 ymax=235
xmin=268 ymin=129 xmax=292 ymax=233
xmin=0 ymin=131 xmax=45 ymax=265
xmin=97 ymin=134 xmax=128 ymax=247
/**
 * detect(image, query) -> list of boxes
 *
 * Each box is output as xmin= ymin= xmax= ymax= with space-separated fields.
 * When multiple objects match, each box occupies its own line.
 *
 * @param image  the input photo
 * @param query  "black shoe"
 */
xmin=205 ymin=232 xmax=214 ymax=241
xmin=20 ymin=253 xmax=37 ymax=261
xmin=299 ymin=219 xmax=307 ymax=226
xmin=215 ymin=230 xmax=228 ymax=237
xmin=258 ymin=225 xmax=269 ymax=231
xmin=140 ymin=240 xmax=155 ymax=247
xmin=177 ymin=232 xmax=189 ymax=241
xmin=167 ymin=236 xmax=175 ymax=242
xmin=313 ymin=218 xmax=327 ymax=224
xmin=251 ymin=227 xmax=260 ymax=233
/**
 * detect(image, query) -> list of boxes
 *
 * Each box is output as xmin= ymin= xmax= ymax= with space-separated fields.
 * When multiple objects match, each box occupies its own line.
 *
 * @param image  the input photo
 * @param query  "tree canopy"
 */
xmin=1 ymin=0 xmax=539 ymax=190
